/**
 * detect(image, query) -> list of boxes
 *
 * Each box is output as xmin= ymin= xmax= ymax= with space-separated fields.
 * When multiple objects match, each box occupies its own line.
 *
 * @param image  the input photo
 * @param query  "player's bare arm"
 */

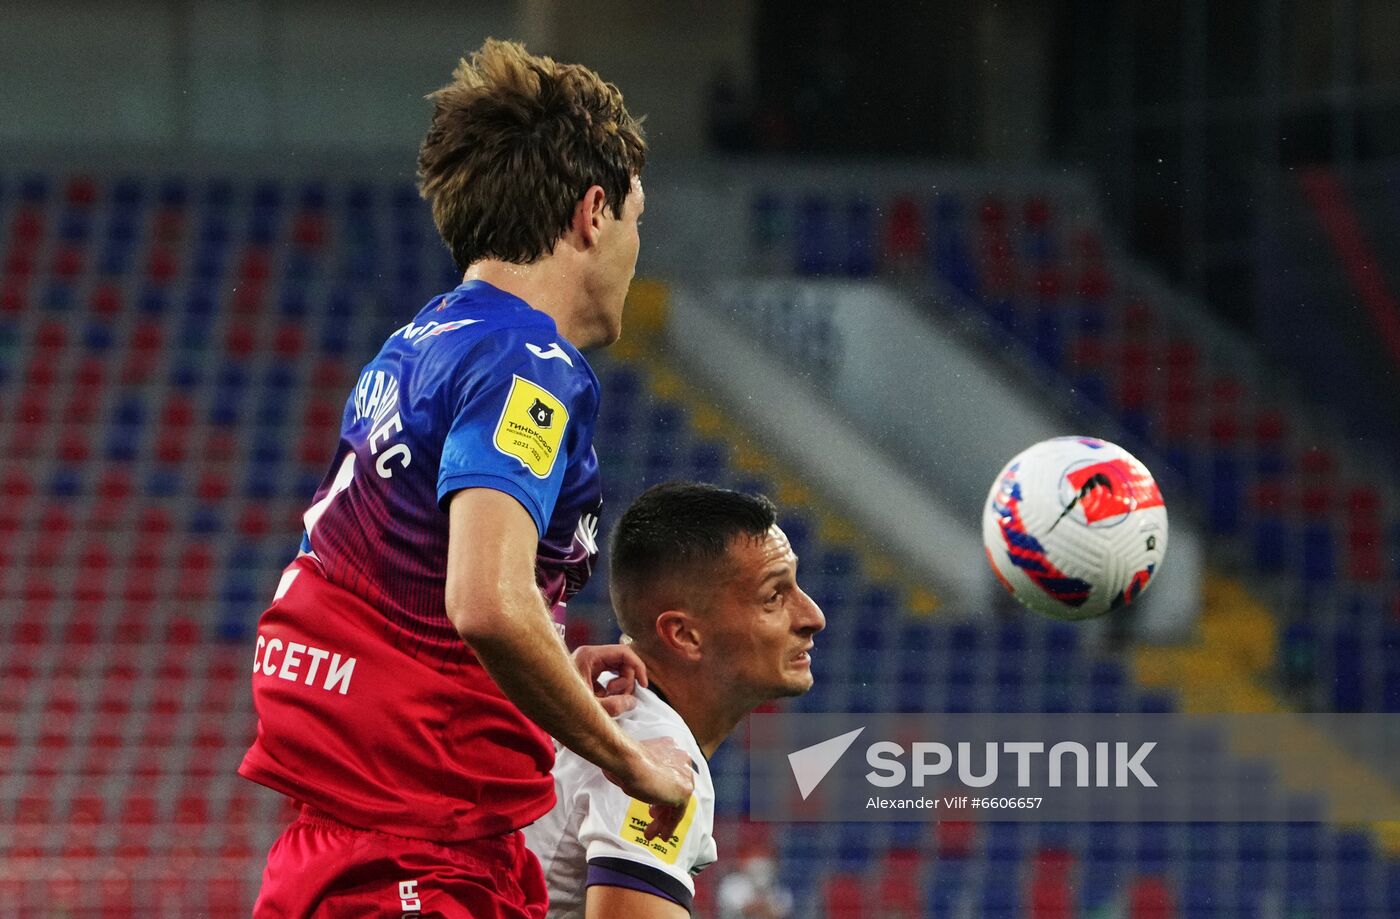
xmin=585 ymin=884 xmax=689 ymax=919
xmin=445 ymin=488 xmax=693 ymax=816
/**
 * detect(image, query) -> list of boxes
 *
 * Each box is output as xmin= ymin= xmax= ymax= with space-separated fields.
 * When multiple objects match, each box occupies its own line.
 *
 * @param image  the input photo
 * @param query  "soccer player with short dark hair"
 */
xmin=239 ymin=40 xmax=692 ymax=918
xmin=525 ymin=482 xmax=826 ymax=918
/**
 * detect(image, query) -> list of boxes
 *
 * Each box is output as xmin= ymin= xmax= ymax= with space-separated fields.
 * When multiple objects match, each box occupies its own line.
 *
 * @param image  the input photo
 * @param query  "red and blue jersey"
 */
xmin=298 ymin=279 xmax=602 ymax=651
xmin=240 ymin=280 xmax=603 ymax=841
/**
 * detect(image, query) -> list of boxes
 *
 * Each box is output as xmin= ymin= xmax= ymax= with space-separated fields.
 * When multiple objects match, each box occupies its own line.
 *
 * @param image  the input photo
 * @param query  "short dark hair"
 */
xmin=417 ymin=38 xmax=647 ymax=272
xmin=609 ymin=482 xmax=778 ymax=642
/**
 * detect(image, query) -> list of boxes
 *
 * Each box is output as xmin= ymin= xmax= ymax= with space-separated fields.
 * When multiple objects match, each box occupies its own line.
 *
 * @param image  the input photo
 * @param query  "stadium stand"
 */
xmin=2 ymin=172 xmax=1400 ymax=917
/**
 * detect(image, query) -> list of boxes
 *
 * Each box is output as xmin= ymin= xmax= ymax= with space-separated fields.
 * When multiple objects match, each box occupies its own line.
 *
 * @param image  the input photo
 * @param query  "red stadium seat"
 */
xmin=161 ymin=396 xmax=195 ymax=429
xmin=155 ymin=206 xmax=185 ymax=241
xmin=36 ymin=319 xmax=68 ymax=353
xmin=51 ymin=245 xmax=83 ymax=278
xmin=90 ymin=282 xmax=122 ymax=316
xmin=274 ymin=322 xmax=306 ymax=357
xmin=881 ymin=196 xmax=924 ymax=266
xmin=65 ymin=176 xmax=98 ymax=206
xmin=934 ymin=819 xmax=975 ymax=859
xmin=58 ymin=429 xmax=91 ymax=463
xmin=0 ymin=282 xmax=26 ymax=314
xmin=166 ymin=617 xmax=201 ymax=646
xmin=236 ymin=506 xmax=270 ymax=537
xmin=147 ymin=247 xmax=179 ymax=283
xmin=155 ymin=430 xmax=188 ymax=464
xmin=293 ymin=212 xmax=327 ymax=248
xmin=11 ymin=207 xmax=44 ymax=244
xmin=3 ymin=247 xmax=34 ymax=279
xmin=824 ymin=873 xmax=866 ymax=919
xmin=1127 ymin=876 xmax=1176 ymax=919
xmin=233 ymin=283 xmax=265 ymax=314
xmin=304 ymin=397 xmax=340 ymax=432
xmin=875 ymin=848 xmax=922 ymax=916
xmin=201 ymin=430 xmax=239 ymax=463
xmin=225 ymin=324 xmax=256 ymax=358
xmin=239 ymin=248 xmax=271 ymax=284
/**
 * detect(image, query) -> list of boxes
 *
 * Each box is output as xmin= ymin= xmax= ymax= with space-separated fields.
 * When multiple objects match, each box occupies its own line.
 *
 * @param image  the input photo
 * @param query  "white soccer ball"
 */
xmin=981 ymin=437 xmax=1168 ymax=620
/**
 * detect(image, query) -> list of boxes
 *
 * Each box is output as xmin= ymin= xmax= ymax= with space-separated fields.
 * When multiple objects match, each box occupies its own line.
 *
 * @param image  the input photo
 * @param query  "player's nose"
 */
xmin=792 ymin=584 xmax=825 ymax=635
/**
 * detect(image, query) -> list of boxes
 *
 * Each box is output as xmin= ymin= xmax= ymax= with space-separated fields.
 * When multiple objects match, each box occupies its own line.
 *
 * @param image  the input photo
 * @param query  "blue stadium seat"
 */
xmin=795 ymin=196 xmax=833 ymax=276
xmin=20 ymin=174 xmax=50 ymax=201
xmin=157 ymin=177 xmax=188 ymax=207
xmin=58 ymin=212 xmax=89 ymax=242
xmin=98 ymin=246 xmax=130 ymax=276
xmin=168 ymin=360 xmax=203 ymax=389
xmin=288 ymin=251 xmax=316 ymax=282
xmin=279 ymin=289 xmax=309 ymax=317
xmin=48 ymin=468 xmax=82 ymax=497
xmin=189 ymin=504 xmax=224 ymax=535
xmin=299 ymin=181 xmax=328 ymax=210
xmin=112 ymin=176 xmax=143 ymax=208
xmin=43 ymin=283 xmax=75 ymax=311
xmin=202 ymin=177 xmax=234 ymax=209
xmin=244 ymin=469 xmax=278 ymax=500
xmin=1332 ymin=632 xmax=1365 ymax=711
xmin=255 ymin=396 xmax=289 ymax=430
xmin=1300 ymin=522 xmax=1336 ymax=585
xmin=193 ymin=250 xmax=224 ymax=283
xmin=264 ymin=364 xmax=296 ymax=392
xmin=1033 ymin=311 xmax=1063 ymax=368
xmin=84 ymin=322 xmax=115 ymax=352
xmin=104 ymin=428 xmax=140 ymax=463
xmin=1251 ymin=517 xmax=1288 ymax=571
xmin=1206 ymin=452 xmax=1242 ymax=535
xmin=138 ymin=287 xmax=169 ymax=315
xmin=395 ymin=222 xmax=424 ymax=249
xmin=146 ymin=467 xmax=182 ymax=497
xmin=346 ymin=183 xmax=374 ymax=211
xmin=114 ymin=395 xmax=146 ymax=427
xmin=844 ymin=199 xmax=875 ymax=277
xmin=253 ymin=180 xmax=283 ymax=212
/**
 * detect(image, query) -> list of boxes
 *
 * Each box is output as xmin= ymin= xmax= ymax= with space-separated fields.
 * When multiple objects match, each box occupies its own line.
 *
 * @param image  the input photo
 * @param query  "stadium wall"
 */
xmin=0 ymin=0 xmax=749 ymax=157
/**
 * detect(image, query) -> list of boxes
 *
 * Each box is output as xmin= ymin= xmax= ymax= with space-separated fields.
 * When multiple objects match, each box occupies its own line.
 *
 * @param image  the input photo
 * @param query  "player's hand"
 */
xmin=605 ymin=736 xmax=694 ymax=840
xmin=572 ymin=643 xmax=647 ymax=717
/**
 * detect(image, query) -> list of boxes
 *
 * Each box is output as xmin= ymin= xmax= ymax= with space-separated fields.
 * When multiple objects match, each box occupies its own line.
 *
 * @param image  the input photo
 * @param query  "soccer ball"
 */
xmin=981 ymin=437 xmax=1168 ymax=620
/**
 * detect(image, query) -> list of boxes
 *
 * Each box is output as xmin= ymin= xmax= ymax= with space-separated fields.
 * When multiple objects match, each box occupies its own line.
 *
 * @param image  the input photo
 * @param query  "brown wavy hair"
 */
xmin=417 ymin=39 xmax=647 ymax=271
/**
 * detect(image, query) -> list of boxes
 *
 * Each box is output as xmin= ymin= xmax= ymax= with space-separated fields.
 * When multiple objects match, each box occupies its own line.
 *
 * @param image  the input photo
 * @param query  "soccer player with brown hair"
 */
xmin=239 ymin=39 xmax=692 ymax=918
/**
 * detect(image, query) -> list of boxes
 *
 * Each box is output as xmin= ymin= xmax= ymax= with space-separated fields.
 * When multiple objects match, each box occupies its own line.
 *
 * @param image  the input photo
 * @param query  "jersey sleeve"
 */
xmin=571 ymin=746 xmax=711 ymax=913
xmin=436 ymin=328 xmax=596 ymax=536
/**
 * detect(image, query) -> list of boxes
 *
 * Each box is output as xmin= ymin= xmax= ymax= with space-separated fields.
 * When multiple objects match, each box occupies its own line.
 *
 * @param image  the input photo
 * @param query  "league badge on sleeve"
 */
xmin=620 ymin=795 xmax=698 ymax=865
xmin=495 ymin=375 xmax=569 ymax=478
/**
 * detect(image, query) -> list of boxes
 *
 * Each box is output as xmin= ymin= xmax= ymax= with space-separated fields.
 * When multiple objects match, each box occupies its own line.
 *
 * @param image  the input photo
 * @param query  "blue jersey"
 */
xmin=300 ymin=280 xmax=603 ymax=656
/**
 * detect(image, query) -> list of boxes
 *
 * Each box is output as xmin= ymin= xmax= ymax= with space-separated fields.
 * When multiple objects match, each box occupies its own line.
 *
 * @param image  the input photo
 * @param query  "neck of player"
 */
xmin=642 ymin=659 xmax=755 ymax=760
xmin=463 ymin=258 xmax=610 ymax=350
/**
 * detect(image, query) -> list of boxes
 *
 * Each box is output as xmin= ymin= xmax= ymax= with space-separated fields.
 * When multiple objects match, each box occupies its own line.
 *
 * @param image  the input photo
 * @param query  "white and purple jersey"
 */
xmin=524 ymin=685 xmax=717 ymax=918
xmin=297 ymin=279 xmax=602 ymax=658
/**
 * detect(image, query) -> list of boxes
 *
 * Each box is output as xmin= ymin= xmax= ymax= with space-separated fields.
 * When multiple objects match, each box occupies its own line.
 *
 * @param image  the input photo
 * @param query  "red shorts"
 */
xmin=253 ymin=807 xmax=547 ymax=919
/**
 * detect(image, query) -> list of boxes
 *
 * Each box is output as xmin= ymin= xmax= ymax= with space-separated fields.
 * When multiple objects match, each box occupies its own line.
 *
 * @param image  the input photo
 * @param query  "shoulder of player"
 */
xmin=615 ymin=692 xmax=711 ymax=783
xmin=480 ymin=317 xmax=594 ymax=382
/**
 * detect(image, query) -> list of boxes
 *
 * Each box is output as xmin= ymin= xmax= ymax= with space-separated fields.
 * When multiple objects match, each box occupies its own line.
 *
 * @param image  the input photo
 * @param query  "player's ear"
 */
xmin=654 ymin=609 xmax=702 ymax=662
xmin=572 ymin=185 xmax=608 ymax=247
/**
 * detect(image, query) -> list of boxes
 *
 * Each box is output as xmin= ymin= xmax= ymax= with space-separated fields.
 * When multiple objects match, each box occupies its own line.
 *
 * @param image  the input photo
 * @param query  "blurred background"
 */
xmin=1 ymin=0 xmax=1399 ymax=915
